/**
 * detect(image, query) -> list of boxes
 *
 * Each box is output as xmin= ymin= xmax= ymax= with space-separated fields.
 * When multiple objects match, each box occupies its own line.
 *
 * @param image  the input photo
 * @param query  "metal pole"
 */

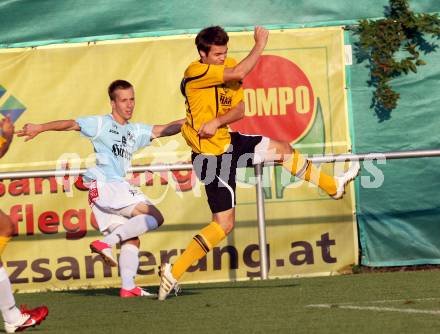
xmin=254 ymin=163 xmax=269 ymax=280
xmin=3 ymin=149 xmax=440 ymax=179
xmin=308 ymin=149 xmax=440 ymax=164
xmin=0 ymin=163 xmax=193 ymax=180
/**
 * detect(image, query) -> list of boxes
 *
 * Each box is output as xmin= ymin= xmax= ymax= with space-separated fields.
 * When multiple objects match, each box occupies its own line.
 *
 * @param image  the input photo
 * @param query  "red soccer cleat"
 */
xmin=120 ymin=287 xmax=157 ymax=298
xmin=4 ymin=305 xmax=49 ymax=333
xmin=90 ymin=240 xmax=118 ymax=267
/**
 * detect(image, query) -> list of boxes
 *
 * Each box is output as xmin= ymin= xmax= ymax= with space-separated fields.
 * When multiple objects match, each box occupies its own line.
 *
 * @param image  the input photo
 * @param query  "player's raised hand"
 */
xmin=254 ymin=26 xmax=269 ymax=48
xmin=0 ymin=116 xmax=14 ymax=140
xmin=16 ymin=123 xmax=43 ymax=141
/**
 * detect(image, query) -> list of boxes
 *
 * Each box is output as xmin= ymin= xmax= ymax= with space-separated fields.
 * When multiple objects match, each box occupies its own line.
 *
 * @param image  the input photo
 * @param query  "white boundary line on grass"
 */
xmin=307 ymin=304 xmax=440 ymax=316
xmin=325 ymin=297 xmax=440 ymax=305
xmin=307 ymin=298 xmax=440 ymax=316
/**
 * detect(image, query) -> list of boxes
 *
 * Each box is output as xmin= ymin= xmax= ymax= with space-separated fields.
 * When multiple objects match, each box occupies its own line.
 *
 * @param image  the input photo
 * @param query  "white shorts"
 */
xmin=87 ymin=180 xmax=151 ymax=233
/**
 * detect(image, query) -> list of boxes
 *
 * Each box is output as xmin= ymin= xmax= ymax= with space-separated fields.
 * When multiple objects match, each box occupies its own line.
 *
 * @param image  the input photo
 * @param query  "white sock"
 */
xmin=119 ymin=244 xmax=139 ymax=290
xmin=0 ymin=267 xmax=21 ymax=324
xmin=103 ymin=214 xmax=158 ymax=246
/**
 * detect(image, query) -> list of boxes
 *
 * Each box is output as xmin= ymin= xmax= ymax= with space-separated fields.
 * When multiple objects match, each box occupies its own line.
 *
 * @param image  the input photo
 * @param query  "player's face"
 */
xmin=201 ymin=44 xmax=228 ymax=65
xmin=111 ymin=87 xmax=135 ymax=124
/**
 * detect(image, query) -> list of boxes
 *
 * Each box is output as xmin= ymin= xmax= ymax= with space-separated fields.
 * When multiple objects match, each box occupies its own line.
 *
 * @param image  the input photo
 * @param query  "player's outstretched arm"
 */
xmin=16 ymin=120 xmax=80 ymax=142
xmin=198 ymin=102 xmax=245 ymax=138
xmin=151 ymin=118 xmax=185 ymax=140
xmin=223 ymin=26 xmax=269 ymax=82
xmin=0 ymin=116 xmax=14 ymax=158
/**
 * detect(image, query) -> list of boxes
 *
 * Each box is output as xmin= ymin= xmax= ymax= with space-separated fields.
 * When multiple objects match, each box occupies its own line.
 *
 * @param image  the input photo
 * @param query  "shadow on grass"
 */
xmin=53 ymin=286 xmax=200 ymax=299
xmin=53 ymin=281 xmax=299 ymax=298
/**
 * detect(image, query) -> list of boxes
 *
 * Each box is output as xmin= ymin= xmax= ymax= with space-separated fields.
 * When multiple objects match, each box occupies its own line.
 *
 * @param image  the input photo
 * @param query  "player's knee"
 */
xmin=156 ymin=211 xmax=164 ymax=227
xmin=133 ymin=204 xmax=164 ymax=226
xmin=280 ymin=141 xmax=293 ymax=156
xmin=122 ymin=237 xmax=140 ymax=248
xmin=269 ymin=140 xmax=292 ymax=162
xmin=224 ymin=223 xmax=234 ymax=235
xmin=221 ymin=220 xmax=235 ymax=235
xmin=149 ymin=209 xmax=164 ymax=227
xmin=214 ymin=210 xmax=235 ymax=235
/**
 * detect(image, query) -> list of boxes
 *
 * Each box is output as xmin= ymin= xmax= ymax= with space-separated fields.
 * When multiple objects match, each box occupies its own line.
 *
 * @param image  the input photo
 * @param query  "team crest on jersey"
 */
xmin=110 ymin=123 xmax=120 ymax=135
xmin=127 ymin=131 xmax=136 ymax=146
xmin=219 ymin=93 xmax=232 ymax=106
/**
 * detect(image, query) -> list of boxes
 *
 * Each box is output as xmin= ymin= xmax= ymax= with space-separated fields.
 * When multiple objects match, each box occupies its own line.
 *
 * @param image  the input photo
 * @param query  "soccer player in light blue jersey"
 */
xmin=18 ymin=80 xmax=184 ymax=298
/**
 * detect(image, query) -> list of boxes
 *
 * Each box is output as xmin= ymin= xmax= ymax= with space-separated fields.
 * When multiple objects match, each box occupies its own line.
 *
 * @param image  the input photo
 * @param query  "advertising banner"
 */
xmin=0 ymin=27 xmax=356 ymax=291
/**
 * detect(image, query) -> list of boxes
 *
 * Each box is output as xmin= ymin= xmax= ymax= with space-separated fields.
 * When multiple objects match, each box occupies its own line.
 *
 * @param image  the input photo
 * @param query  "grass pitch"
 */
xmin=14 ymin=270 xmax=440 ymax=333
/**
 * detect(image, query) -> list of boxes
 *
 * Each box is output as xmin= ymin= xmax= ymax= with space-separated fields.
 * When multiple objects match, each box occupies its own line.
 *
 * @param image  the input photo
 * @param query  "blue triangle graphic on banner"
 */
xmin=0 ymin=95 xmax=26 ymax=123
xmin=0 ymin=109 xmax=26 ymax=123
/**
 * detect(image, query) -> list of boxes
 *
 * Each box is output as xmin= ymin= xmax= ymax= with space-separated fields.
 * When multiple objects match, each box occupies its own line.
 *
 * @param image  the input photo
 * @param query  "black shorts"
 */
xmin=192 ymin=132 xmax=264 ymax=214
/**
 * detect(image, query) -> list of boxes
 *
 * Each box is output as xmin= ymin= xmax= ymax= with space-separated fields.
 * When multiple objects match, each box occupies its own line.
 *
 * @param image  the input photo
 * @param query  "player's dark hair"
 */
xmin=195 ymin=26 xmax=229 ymax=55
xmin=108 ymin=80 xmax=133 ymax=100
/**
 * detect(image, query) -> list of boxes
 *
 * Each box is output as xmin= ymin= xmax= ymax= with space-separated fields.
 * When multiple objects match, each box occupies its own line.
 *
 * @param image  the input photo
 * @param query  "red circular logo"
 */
xmin=229 ymin=55 xmax=315 ymax=143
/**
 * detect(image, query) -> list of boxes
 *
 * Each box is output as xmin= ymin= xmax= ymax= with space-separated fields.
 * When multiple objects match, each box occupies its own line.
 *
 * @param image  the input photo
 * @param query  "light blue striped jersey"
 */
xmin=76 ymin=114 xmax=153 ymax=182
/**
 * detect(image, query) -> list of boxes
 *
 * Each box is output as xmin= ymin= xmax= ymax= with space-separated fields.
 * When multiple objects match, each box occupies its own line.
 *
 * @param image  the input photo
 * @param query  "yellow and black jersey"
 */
xmin=180 ymin=57 xmax=244 ymax=155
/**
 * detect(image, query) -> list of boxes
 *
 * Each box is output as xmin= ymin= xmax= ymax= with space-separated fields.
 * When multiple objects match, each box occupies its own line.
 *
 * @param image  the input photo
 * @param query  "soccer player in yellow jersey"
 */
xmin=0 ymin=116 xmax=48 ymax=332
xmin=158 ymin=26 xmax=360 ymax=300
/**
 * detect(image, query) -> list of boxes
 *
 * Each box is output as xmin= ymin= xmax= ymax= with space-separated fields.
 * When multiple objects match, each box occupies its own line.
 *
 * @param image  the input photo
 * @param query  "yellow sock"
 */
xmin=172 ymin=222 xmax=226 ymax=280
xmin=0 ymin=236 xmax=11 ymax=257
xmin=282 ymin=148 xmax=337 ymax=196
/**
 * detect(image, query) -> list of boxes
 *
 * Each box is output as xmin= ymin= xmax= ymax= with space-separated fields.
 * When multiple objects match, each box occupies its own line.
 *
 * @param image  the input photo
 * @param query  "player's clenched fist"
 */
xmin=16 ymin=123 xmax=42 ymax=141
xmin=254 ymin=26 xmax=269 ymax=48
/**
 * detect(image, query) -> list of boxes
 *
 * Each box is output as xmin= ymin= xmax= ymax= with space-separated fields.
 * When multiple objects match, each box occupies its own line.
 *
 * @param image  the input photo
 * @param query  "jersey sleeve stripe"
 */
xmin=214 ymin=86 xmax=219 ymax=116
xmin=182 ymin=65 xmax=211 ymax=130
